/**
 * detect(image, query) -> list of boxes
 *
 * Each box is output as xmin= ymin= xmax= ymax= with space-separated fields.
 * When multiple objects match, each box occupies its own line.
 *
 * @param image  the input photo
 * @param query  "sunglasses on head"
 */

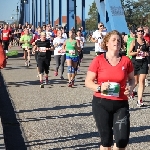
xmin=137 ymin=30 xmax=144 ymax=33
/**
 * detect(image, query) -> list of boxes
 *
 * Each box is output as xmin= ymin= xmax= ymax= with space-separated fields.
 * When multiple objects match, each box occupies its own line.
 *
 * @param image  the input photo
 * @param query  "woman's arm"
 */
xmin=76 ymin=40 xmax=81 ymax=52
xmin=128 ymin=40 xmax=138 ymax=56
xmin=128 ymin=71 xmax=135 ymax=92
xmin=62 ymin=41 xmax=66 ymax=50
xmin=85 ymin=71 xmax=99 ymax=92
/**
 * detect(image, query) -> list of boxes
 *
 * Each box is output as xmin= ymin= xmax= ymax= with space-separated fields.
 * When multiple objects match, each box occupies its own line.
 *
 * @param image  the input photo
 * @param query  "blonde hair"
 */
xmin=101 ymin=30 xmax=123 ymax=51
xmin=40 ymin=32 xmax=46 ymax=36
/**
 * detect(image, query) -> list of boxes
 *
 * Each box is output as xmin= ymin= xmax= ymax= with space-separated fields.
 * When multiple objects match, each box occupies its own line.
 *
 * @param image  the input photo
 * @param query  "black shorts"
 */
xmin=38 ymin=58 xmax=50 ymax=74
xmin=132 ymin=58 xmax=148 ymax=75
xmin=23 ymin=48 xmax=32 ymax=51
xmin=92 ymin=96 xmax=130 ymax=148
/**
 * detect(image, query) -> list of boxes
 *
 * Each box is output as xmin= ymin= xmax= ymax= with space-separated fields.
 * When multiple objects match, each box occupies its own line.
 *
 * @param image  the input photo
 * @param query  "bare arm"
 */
xmin=62 ymin=41 xmax=66 ymax=50
xmin=128 ymin=40 xmax=138 ymax=56
xmin=76 ymin=40 xmax=81 ymax=51
xmin=124 ymin=35 xmax=128 ymax=43
xmin=128 ymin=71 xmax=135 ymax=92
xmin=85 ymin=71 xmax=99 ymax=92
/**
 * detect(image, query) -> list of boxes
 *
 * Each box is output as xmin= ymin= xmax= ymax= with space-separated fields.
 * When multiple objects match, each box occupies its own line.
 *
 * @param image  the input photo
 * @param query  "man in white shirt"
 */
xmin=92 ymin=22 xmax=107 ymax=55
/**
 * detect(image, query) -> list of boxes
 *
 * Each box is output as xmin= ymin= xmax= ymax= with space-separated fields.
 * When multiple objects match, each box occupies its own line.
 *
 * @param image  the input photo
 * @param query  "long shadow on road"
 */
xmin=0 ymin=71 xmax=27 ymax=150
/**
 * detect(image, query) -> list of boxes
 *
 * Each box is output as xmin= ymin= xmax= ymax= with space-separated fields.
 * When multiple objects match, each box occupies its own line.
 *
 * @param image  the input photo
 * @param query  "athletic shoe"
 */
xmin=44 ymin=79 xmax=48 ymax=85
xmin=54 ymin=71 xmax=58 ymax=76
xmin=137 ymin=100 xmax=144 ymax=107
xmin=27 ymin=61 xmax=30 ymax=66
xmin=68 ymin=82 xmax=72 ymax=87
xmin=25 ymin=61 xmax=27 ymax=66
xmin=40 ymin=83 xmax=44 ymax=88
xmin=60 ymin=76 xmax=64 ymax=79
xmin=145 ymin=79 xmax=149 ymax=87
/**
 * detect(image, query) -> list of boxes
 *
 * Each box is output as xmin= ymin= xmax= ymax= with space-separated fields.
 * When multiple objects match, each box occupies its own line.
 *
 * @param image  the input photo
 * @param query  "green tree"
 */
xmin=121 ymin=0 xmax=150 ymax=27
xmin=85 ymin=1 xmax=98 ymax=31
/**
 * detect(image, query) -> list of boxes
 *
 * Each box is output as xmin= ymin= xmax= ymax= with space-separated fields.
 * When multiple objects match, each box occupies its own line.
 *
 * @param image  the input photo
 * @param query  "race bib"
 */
xmin=101 ymin=82 xmax=120 ymax=97
xmin=69 ymin=50 xmax=75 ymax=56
xmin=40 ymin=47 xmax=46 ymax=52
xmin=136 ymin=51 xmax=145 ymax=59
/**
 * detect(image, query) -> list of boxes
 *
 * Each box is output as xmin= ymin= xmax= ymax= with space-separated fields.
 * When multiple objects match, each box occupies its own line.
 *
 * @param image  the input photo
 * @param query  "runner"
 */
xmin=129 ymin=26 xmax=149 ymax=107
xmin=62 ymin=30 xmax=81 ymax=87
xmin=76 ymin=30 xmax=85 ymax=70
xmin=53 ymin=30 xmax=66 ymax=79
xmin=85 ymin=30 xmax=134 ymax=150
xmin=31 ymin=27 xmax=42 ymax=77
xmin=124 ymin=27 xmax=136 ymax=59
xmin=91 ymin=22 xmax=107 ymax=56
xmin=1 ymin=24 xmax=12 ymax=58
xmin=33 ymin=32 xmax=54 ymax=88
xmin=20 ymin=28 xmax=33 ymax=66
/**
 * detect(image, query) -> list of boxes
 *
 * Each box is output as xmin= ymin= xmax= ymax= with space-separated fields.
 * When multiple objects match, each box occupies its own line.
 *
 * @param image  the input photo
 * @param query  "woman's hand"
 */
xmin=136 ymin=46 xmax=142 ymax=55
xmin=101 ymin=81 xmax=110 ymax=92
xmin=124 ymin=86 xmax=132 ymax=96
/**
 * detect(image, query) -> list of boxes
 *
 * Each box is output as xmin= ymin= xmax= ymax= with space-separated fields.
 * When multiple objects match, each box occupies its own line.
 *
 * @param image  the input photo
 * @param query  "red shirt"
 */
xmin=30 ymin=34 xmax=40 ymax=44
xmin=21 ymin=31 xmax=25 ymax=36
xmin=88 ymin=54 xmax=133 ymax=100
xmin=1 ymin=29 xmax=11 ymax=41
xmin=144 ymin=34 xmax=150 ymax=44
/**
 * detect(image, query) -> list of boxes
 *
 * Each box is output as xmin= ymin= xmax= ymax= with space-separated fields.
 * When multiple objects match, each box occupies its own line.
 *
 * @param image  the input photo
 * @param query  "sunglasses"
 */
xmin=137 ymin=30 xmax=144 ymax=33
xmin=100 ymin=25 xmax=104 ymax=27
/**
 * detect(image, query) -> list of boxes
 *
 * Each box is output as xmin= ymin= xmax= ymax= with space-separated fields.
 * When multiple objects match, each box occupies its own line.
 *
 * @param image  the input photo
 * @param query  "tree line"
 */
xmin=85 ymin=0 xmax=150 ymax=31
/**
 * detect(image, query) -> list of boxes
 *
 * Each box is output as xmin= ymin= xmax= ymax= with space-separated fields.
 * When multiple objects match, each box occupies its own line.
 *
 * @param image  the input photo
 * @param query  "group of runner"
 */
xmin=0 ymin=23 xmax=85 ymax=88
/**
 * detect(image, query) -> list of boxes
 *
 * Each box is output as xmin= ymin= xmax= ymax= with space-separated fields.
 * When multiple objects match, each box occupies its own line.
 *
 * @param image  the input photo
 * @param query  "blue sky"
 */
xmin=0 ymin=0 xmax=92 ymax=24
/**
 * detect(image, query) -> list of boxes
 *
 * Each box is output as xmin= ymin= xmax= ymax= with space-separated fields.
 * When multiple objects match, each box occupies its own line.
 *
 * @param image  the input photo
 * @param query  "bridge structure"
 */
xmin=19 ymin=0 xmax=129 ymax=33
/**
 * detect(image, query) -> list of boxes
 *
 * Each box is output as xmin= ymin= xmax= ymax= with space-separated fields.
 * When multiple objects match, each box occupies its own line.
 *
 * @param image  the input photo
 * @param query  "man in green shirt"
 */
xmin=20 ymin=28 xmax=33 ymax=66
xmin=124 ymin=27 xmax=136 ymax=59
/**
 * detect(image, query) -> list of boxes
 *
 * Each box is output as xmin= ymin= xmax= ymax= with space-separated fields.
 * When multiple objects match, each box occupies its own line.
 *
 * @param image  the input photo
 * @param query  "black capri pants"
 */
xmin=92 ymin=96 xmax=130 ymax=148
xmin=38 ymin=57 xmax=50 ymax=74
xmin=35 ymin=51 xmax=38 ymax=67
xmin=2 ymin=40 xmax=9 ymax=50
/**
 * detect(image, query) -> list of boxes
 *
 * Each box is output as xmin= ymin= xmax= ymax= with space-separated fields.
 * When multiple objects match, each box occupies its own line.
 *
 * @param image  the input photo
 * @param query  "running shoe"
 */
xmin=25 ymin=61 xmax=27 ymax=66
xmin=40 ymin=83 xmax=44 ymax=88
xmin=27 ymin=61 xmax=30 ymax=67
xmin=68 ymin=82 xmax=72 ymax=87
xmin=60 ymin=76 xmax=64 ymax=79
xmin=54 ymin=71 xmax=58 ymax=76
xmin=137 ymin=100 xmax=144 ymax=107
xmin=44 ymin=79 xmax=48 ymax=85
xmin=129 ymin=91 xmax=137 ymax=100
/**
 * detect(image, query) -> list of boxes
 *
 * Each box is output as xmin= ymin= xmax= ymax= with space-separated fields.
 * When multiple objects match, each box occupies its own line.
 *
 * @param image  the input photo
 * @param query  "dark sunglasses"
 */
xmin=100 ymin=25 xmax=104 ymax=27
xmin=137 ymin=30 xmax=144 ymax=33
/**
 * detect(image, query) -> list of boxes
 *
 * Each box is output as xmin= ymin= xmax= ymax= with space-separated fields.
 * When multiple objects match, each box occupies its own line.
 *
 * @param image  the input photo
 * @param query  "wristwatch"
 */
xmin=97 ymin=86 xmax=101 ymax=93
